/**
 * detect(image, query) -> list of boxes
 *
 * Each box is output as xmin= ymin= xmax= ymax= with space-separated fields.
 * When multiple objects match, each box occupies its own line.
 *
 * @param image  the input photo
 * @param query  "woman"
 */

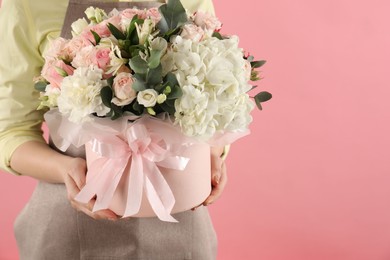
xmin=0 ymin=0 xmax=228 ymax=259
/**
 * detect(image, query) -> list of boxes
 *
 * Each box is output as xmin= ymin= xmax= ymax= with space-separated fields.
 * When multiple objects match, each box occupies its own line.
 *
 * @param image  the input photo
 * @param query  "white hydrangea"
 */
xmin=57 ymin=66 xmax=110 ymax=123
xmin=162 ymin=35 xmax=255 ymax=138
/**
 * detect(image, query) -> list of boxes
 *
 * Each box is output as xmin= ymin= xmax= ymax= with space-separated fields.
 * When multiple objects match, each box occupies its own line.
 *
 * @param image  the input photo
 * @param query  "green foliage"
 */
xmin=101 ymin=86 xmax=113 ymax=108
xmin=254 ymin=91 xmax=272 ymax=110
xmin=157 ymin=0 xmax=188 ymax=35
xmin=34 ymin=81 xmax=47 ymax=92
xmin=251 ymin=60 xmax=266 ymax=68
xmin=129 ymin=55 xmax=148 ymax=74
xmin=90 ymin=30 xmax=101 ymax=45
xmin=107 ymin=23 xmax=126 ymax=40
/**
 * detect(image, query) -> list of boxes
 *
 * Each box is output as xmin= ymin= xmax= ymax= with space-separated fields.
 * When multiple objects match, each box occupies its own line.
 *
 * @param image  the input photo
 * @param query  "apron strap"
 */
xmin=61 ymin=0 xmax=165 ymax=39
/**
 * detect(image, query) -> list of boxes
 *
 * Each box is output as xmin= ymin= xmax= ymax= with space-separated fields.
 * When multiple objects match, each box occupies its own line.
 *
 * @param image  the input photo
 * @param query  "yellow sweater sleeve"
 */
xmin=0 ymin=0 xmax=67 ymax=175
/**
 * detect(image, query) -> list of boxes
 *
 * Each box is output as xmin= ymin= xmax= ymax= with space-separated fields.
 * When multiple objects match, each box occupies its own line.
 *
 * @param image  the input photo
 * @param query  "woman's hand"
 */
xmin=62 ymin=157 xmax=119 ymax=221
xmin=193 ymin=146 xmax=228 ymax=210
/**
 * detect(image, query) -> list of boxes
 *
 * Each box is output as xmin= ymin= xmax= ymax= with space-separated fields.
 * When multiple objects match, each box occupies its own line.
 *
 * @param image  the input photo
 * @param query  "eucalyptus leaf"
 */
xmin=254 ymin=91 xmax=272 ymax=111
xmin=251 ymin=60 xmax=267 ymax=68
xmin=212 ymin=31 xmax=223 ymax=40
xmin=146 ymin=64 xmax=163 ymax=86
xmin=159 ymin=101 xmax=175 ymax=115
xmin=148 ymin=49 xmax=163 ymax=69
xmin=132 ymin=78 xmax=147 ymax=91
xmin=166 ymin=85 xmax=182 ymax=100
xmin=34 ymin=81 xmax=48 ymax=92
xmin=129 ymin=55 xmax=148 ymax=74
xmin=157 ymin=0 xmax=188 ymax=35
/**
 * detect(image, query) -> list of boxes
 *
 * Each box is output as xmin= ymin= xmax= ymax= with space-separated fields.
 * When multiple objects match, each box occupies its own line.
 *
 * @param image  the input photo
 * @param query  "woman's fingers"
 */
xmin=204 ymin=161 xmax=227 ymax=206
xmin=64 ymin=159 xmax=118 ymax=220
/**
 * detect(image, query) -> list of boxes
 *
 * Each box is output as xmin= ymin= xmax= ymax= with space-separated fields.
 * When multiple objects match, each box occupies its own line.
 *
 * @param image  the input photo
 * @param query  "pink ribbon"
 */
xmin=75 ymin=121 xmax=190 ymax=222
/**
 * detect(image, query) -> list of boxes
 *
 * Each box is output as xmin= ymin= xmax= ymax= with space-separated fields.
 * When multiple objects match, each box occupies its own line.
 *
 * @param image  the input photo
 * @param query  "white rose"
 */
xmin=71 ymin=18 xmax=89 ymax=37
xmin=57 ymin=66 xmax=110 ymax=123
xmin=137 ymin=89 xmax=158 ymax=107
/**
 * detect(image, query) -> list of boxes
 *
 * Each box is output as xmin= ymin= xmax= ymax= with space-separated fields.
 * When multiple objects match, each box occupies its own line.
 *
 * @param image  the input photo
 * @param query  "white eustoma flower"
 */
xmin=137 ymin=89 xmax=158 ymax=107
xmin=57 ymin=66 xmax=110 ymax=123
xmin=107 ymin=45 xmax=128 ymax=75
xmin=85 ymin=7 xmax=107 ymax=24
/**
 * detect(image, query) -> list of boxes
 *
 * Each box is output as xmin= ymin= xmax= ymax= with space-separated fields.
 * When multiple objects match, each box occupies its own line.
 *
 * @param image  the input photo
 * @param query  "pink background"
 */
xmin=1 ymin=0 xmax=390 ymax=259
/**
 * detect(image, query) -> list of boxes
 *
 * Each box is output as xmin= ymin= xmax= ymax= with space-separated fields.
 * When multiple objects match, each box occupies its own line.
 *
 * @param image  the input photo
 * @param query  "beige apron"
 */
xmin=14 ymin=1 xmax=217 ymax=259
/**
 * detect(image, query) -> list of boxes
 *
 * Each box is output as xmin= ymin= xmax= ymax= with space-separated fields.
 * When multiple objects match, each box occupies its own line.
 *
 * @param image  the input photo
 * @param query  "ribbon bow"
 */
xmin=75 ymin=121 xmax=190 ymax=222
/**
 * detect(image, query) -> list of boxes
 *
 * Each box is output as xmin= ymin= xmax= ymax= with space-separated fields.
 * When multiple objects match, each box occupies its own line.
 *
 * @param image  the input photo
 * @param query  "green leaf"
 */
xmin=212 ymin=31 xmax=223 ymax=40
xmin=157 ymin=0 xmax=188 ymax=35
xmin=146 ymin=64 xmax=163 ymax=86
xmin=107 ymin=23 xmax=126 ymax=40
xmin=101 ymin=86 xmax=113 ymax=108
xmin=132 ymin=101 xmax=144 ymax=114
xmin=159 ymin=100 xmax=175 ymax=115
xmin=129 ymin=55 xmax=148 ymax=74
xmin=167 ymin=85 xmax=182 ymax=100
xmin=251 ymin=60 xmax=267 ymax=68
xmin=34 ymin=81 xmax=48 ymax=92
xmin=148 ymin=49 xmax=163 ymax=69
xmin=254 ymin=91 xmax=272 ymax=110
xmin=132 ymin=77 xmax=147 ymax=91
xmin=90 ymin=30 xmax=101 ymax=45
xmin=246 ymin=55 xmax=255 ymax=62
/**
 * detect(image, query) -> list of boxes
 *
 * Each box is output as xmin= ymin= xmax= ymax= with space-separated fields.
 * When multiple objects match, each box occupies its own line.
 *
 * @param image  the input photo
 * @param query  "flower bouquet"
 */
xmin=35 ymin=0 xmax=272 ymax=222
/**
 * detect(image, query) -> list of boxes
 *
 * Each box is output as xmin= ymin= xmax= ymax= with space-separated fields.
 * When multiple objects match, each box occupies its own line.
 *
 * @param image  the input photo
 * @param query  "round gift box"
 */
xmin=85 ymin=140 xmax=212 ymax=218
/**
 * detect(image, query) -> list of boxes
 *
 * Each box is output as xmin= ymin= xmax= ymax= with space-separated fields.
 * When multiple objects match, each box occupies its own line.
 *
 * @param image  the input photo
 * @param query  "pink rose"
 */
xmin=80 ymin=23 xmax=111 ymax=44
xmin=41 ymin=60 xmax=74 ymax=88
xmin=65 ymin=36 xmax=93 ymax=59
xmin=112 ymin=72 xmax=137 ymax=106
xmin=93 ymin=48 xmax=111 ymax=72
xmin=145 ymin=8 xmax=162 ymax=24
xmin=244 ymin=60 xmax=252 ymax=81
xmin=181 ymin=24 xmax=205 ymax=42
xmin=193 ymin=11 xmax=222 ymax=32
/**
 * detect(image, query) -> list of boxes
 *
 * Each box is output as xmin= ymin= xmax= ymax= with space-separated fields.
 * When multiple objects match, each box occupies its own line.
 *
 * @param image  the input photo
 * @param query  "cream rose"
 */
xmin=112 ymin=72 xmax=137 ymax=106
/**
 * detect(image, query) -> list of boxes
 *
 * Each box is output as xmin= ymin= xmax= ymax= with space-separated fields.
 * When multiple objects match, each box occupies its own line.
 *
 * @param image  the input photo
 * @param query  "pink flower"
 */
xmin=41 ymin=60 xmax=74 ymax=88
xmin=92 ymin=48 xmax=111 ymax=72
xmin=71 ymin=45 xmax=96 ymax=68
xmin=181 ymin=24 xmax=205 ymax=42
xmin=112 ymin=72 xmax=137 ymax=106
xmin=65 ymin=36 xmax=93 ymax=59
xmin=121 ymin=8 xmax=144 ymax=20
xmin=193 ymin=11 xmax=222 ymax=32
xmin=80 ymin=23 xmax=111 ymax=44
xmin=145 ymin=8 xmax=162 ymax=24
xmin=44 ymin=38 xmax=70 ymax=61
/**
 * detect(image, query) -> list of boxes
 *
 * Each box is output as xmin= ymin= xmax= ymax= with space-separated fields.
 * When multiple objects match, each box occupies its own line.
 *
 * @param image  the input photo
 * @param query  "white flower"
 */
xmin=57 ymin=66 xmax=110 ymax=123
xmin=38 ymin=85 xmax=61 ymax=109
xmin=156 ymin=93 xmax=167 ymax=104
xmin=174 ymin=85 xmax=217 ymax=138
xmin=136 ymin=18 xmax=154 ymax=45
xmin=71 ymin=18 xmax=89 ymax=37
xmin=85 ymin=7 xmax=107 ymax=24
xmin=107 ymin=45 xmax=128 ymax=75
xmin=137 ymin=89 xmax=158 ymax=107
